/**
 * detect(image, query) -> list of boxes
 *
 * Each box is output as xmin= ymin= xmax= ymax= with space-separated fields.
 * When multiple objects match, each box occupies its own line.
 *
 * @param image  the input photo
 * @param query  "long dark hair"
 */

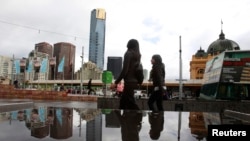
xmin=127 ymin=39 xmax=141 ymax=62
xmin=152 ymin=54 xmax=165 ymax=79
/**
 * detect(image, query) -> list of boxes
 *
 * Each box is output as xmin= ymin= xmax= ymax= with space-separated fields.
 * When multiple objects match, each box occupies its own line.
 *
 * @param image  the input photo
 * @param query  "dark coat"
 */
xmin=115 ymin=39 xmax=141 ymax=84
xmin=87 ymin=79 xmax=92 ymax=89
xmin=151 ymin=55 xmax=165 ymax=90
xmin=115 ymin=51 xmax=139 ymax=84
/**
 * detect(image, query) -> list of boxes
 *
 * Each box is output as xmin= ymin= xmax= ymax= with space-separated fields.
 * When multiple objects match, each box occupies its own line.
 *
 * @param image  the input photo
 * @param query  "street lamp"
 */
xmin=80 ymin=46 xmax=84 ymax=95
xmin=10 ymin=54 xmax=15 ymax=85
xmin=179 ymin=36 xmax=183 ymax=100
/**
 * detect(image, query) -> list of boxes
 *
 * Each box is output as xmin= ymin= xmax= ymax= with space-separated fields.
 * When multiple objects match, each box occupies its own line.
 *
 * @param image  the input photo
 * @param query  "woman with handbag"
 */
xmin=111 ymin=39 xmax=142 ymax=110
xmin=148 ymin=54 xmax=166 ymax=112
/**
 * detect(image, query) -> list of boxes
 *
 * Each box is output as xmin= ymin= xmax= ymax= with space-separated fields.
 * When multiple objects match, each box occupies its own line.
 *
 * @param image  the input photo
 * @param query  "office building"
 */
xmin=89 ymin=8 xmax=106 ymax=70
xmin=35 ymin=42 xmax=53 ymax=79
xmin=35 ymin=42 xmax=53 ymax=57
xmin=0 ymin=55 xmax=12 ymax=80
xmin=107 ymin=56 xmax=122 ymax=80
xmin=53 ymin=42 xmax=76 ymax=80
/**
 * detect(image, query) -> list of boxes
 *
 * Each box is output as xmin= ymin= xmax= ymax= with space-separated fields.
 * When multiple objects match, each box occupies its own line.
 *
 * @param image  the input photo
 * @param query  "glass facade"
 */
xmin=89 ymin=9 xmax=106 ymax=70
xmin=107 ymin=57 xmax=122 ymax=80
xmin=200 ymin=50 xmax=250 ymax=100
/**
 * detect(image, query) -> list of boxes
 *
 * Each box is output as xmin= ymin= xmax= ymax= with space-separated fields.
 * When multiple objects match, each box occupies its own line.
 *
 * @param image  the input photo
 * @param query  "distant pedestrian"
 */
xmin=148 ymin=54 xmax=166 ymax=112
xmin=87 ymin=78 xmax=95 ymax=95
xmin=111 ymin=39 xmax=142 ymax=110
xmin=60 ymin=84 xmax=64 ymax=91
xmin=14 ymin=79 xmax=18 ymax=88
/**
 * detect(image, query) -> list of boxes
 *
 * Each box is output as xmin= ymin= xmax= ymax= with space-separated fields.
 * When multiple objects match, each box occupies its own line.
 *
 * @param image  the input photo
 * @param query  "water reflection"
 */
xmin=115 ymin=110 xmax=143 ymax=141
xmin=0 ymin=106 xmax=249 ymax=141
xmin=148 ymin=111 xmax=164 ymax=140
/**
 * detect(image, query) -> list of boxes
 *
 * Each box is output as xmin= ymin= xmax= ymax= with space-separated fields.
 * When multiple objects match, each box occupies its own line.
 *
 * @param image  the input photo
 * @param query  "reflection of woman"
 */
xmin=148 ymin=112 xmax=164 ymax=140
xmin=115 ymin=110 xmax=143 ymax=141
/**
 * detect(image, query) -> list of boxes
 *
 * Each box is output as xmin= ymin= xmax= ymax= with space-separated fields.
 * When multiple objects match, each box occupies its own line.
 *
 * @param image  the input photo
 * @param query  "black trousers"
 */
xmin=119 ymin=82 xmax=140 ymax=110
xmin=148 ymin=90 xmax=164 ymax=112
xmin=88 ymin=88 xmax=95 ymax=95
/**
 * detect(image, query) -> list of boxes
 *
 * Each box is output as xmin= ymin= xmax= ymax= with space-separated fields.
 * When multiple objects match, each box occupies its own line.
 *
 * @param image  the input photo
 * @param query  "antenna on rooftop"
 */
xmin=221 ymin=19 xmax=223 ymax=31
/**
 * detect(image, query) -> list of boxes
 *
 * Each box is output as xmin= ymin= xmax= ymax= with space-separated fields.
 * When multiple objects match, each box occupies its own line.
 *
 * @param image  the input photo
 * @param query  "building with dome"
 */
xmin=190 ymin=29 xmax=241 ymax=79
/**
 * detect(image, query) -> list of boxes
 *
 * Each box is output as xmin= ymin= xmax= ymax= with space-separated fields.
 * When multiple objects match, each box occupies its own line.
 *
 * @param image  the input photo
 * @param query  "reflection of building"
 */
xmin=79 ymin=109 xmax=101 ymax=122
xmin=53 ymin=42 xmax=75 ymax=80
xmin=188 ymin=112 xmax=207 ymax=140
xmin=190 ymin=112 xmax=245 ymax=141
xmin=89 ymin=8 xmax=106 ymax=70
xmin=202 ymin=112 xmax=221 ymax=127
xmin=50 ymin=108 xmax=73 ymax=139
xmin=86 ymin=113 xmax=102 ymax=141
xmin=31 ymin=123 xmax=49 ymax=139
xmin=190 ymin=29 xmax=240 ymax=79
xmin=76 ymin=109 xmax=102 ymax=141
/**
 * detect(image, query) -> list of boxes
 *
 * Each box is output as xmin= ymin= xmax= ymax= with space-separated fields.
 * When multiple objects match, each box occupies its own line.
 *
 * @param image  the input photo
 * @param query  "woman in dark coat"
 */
xmin=114 ymin=39 xmax=142 ymax=110
xmin=148 ymin=54 xmax=166 ymax=112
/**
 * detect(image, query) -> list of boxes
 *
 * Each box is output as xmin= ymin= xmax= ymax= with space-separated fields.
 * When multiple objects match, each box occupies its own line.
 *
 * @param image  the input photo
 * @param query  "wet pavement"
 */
xmin=0 ymin=99 xmax=250 ymax=141
xmin=0 ymin=99 xmax=97 ymax=112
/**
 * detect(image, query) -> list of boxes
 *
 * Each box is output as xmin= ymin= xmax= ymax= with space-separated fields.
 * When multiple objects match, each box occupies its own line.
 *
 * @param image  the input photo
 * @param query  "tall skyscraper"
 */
xmin=53 ymin=42 xmax=75 ymax=80
xmin=89 ymin=8 xmax=106 ymax=70
xmin=107 ymin=56 xmax=122 ymax=80
xmin=35 ymin=42 xmax=53 ymax=79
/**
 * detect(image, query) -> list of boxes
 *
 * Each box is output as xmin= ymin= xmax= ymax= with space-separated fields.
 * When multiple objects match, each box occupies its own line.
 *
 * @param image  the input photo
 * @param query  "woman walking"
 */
xmin=148 ymin=54 xmax=166 ymax=112
xmin=112 ymin=39 xmax=142 ymax=110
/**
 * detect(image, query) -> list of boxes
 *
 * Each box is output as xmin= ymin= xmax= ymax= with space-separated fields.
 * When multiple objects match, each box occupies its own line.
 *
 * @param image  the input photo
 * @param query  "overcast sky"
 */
xmin=1 ymin=0 xmax=250 ymax=79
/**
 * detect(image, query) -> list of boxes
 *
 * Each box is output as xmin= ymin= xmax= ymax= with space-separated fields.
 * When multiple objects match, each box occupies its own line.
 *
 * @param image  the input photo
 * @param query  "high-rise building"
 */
xmin=35 ymin=42 xmax=53 ymax=57
xmin=107 ymin=56 xmax=122 ymax=80
xmin=35 ymin=42 xmax=53 ymax=79
xmin=89 ymin=8 xmax=106 ymax=70
xmin=0 ymin=55 xmax=12 ymax=80
xmin=53 ymin=42 xmax=75 ymax=80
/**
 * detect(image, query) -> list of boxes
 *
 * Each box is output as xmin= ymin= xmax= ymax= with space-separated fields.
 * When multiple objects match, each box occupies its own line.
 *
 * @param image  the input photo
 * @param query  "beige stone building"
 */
xmin=190 ymin=30 xmax=240 ymax=79
xmin=75 ymin=61 xmax=103 ymax=80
